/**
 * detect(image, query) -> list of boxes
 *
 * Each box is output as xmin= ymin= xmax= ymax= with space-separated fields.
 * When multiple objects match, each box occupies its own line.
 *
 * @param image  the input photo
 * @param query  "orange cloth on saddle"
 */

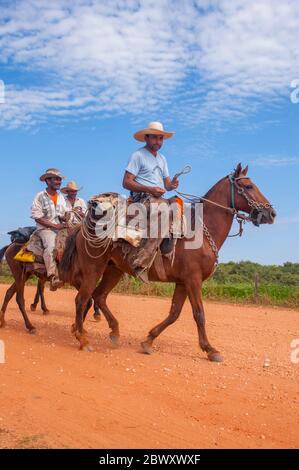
xmin=175 ymin=196 xmax=184 ymax=216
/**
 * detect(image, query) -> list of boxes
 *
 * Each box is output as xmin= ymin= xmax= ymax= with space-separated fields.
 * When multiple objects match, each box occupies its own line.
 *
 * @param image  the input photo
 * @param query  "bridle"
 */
xmin=176 ymin=173 xmax=274 ymax=268
xmin=229 ymin=174 xmax=273 ymax=224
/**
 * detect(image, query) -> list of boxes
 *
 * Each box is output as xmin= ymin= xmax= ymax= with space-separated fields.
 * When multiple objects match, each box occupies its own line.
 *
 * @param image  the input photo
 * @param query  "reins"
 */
xmin=80 ymin=173 xmax=273 ymax=270
xmin=175 ymin=173 xmax=273 ymax=268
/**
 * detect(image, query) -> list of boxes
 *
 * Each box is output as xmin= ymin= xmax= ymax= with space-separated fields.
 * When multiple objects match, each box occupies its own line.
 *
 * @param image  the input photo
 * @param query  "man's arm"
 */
xmin=35 ymin=218 xmax=66 ymax=230
xmin=160 ymin=156 xmax=179 ymax=191
xmin=123 ymin=171 xmax=165 ymax=198
xmin=31 ymin=195 xmax=66 ymax=229
xmin=164 ymin=176 xmax=179 ymax=191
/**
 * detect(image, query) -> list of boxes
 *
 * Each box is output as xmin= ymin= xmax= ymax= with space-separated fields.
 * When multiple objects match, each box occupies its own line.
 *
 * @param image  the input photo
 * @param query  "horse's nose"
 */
xmin=270 ymin=208 xmax=277 ymax=220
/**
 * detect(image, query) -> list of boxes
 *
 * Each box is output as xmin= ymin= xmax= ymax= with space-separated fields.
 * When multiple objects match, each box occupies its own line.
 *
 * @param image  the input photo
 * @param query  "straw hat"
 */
xmin=61 ymin=181 xmax=82 ymax=193
xmin=133 ymin=121 xmax=174 ymax=142
xmin=40 ymin=168 xmax=65 ymax=182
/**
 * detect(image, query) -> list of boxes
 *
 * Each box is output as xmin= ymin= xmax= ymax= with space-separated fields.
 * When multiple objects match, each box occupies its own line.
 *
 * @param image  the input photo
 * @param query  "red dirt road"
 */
xmin=0 ymin=284 xmax=298 ymax=449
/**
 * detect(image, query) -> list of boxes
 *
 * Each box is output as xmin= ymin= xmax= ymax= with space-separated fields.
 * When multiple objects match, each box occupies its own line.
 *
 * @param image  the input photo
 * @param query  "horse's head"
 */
xmin=87 ymin=192 xmax=120 ymax=221
xmin=229 ymin=163 xmax=276 ymax=226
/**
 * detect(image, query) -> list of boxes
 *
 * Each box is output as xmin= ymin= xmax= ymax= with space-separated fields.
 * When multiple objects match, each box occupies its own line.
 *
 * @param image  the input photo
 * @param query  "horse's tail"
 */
xmin=0 ymin=245 xmax=10 ymax=263
xmin=59 ymin=227 xmax=80 ymax=280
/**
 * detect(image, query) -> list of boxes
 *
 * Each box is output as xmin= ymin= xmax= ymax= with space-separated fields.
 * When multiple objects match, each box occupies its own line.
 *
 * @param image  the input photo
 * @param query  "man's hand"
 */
xmin=55 ymin=223 xmax=68 ymax=230
xmin=149 ymin=186 xmax=166 ymax=198
xmin=164 ymin=176 xmax=179 ymax=191
xmin=170 ymin=176 xmax=179 ymax=190
xmin=35 ymin=218 xmax=68 ymax=230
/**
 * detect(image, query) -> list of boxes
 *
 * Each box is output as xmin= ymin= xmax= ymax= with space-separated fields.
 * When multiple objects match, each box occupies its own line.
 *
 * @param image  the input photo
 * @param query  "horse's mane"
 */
xmin=190 ymin=174 xmax=228 ymax=228
xmin=60 ymin=226 xmax=80 ymax=278
xmin=202 ymin=175 xmax=228 ymax=199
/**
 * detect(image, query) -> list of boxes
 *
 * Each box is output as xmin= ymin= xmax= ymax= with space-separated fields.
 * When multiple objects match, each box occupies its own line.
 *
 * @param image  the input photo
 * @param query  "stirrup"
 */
xmin=49 ymin=276 xmax=64 ymax=291
xmin=134 ymin=267 xmax=149 ymax=284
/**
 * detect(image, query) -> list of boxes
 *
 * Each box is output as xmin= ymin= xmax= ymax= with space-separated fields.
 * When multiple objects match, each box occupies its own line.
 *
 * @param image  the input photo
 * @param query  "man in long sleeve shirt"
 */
xmin=31 ymin=168 xmax=67 ymax=290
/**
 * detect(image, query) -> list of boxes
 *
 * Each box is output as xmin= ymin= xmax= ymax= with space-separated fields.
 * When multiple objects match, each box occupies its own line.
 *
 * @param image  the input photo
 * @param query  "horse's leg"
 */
xmin=39 ymin=279 xmax=50 ymax=314
xmin=74 ymin=283 xmax=98 ymax=352
xmin=0 ymin=282 xmax=17 ymax=327
xmin=0 ymin=272 xmax=32 ymax=328
xmin=30 ymin=282 xmax=41 ymax=312
xmin=70 ymin=280 xmax=92 ymax=330
xmin=83 ymin=298 xmax=93 ymax=323
xmin=93 ymin=302 xmax=101 ymax=321
xmin=15 ymin=275 xmax=36 ymax=333
xmin=141 ymin=283 xmax=187 ymax=354
xmin=186 ymin=277 xmax=223 ymax=362
xmin=93 ymin=264 xmax=123 ymax=344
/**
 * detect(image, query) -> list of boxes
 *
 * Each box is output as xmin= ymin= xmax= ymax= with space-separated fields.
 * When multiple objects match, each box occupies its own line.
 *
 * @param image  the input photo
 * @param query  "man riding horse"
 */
xmin=123 ymin=121 xmax=180 ymax=282
xmin=61 ymin=180 xmax=87 ymax=214
xmin=31 ymin=168 xmax=68 ymax=291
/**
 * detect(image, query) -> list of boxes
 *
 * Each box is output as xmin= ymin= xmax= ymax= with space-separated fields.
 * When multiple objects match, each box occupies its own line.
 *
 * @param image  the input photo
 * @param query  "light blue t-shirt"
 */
xmin=126 ymin=147 xmax=169 ymax=189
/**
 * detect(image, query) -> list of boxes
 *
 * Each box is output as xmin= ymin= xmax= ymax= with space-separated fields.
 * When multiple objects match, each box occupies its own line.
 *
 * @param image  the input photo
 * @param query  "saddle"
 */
xmin=89 ymin=191 xmax=185 ymax=247
xmin=90 ymin=192 xmax=186 ymax=281
xmin=8 ymin=226 xmax=36 ymax=244
xmin=15 ymin=227 xmax=76 ymax=276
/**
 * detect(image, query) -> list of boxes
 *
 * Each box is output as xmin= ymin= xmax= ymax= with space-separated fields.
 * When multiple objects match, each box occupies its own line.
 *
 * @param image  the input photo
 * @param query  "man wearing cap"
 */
xmin=61 ymin=181 xmax=87 ymax=222
xmin=123 ymin=121 xmax=179 ymax=281
xmin=31 ymin=168 xmax=68 ymax=290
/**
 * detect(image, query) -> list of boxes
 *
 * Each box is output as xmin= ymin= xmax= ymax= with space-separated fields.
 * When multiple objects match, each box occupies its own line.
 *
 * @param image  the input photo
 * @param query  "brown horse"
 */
xmin=60 ymin=163 xmax=276 ymax=362
xmin=0 ymin=243 xmax=50 ymax=316
xmin=0 ymin=242 xmax=101 ymax=331
xmin=0 ymin=243 xmax=50 ymax=331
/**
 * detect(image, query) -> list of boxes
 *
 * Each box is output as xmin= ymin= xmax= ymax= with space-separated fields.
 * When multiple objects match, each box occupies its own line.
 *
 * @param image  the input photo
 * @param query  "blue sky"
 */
xmin=0 ymin=0 xmax=298 ymax=265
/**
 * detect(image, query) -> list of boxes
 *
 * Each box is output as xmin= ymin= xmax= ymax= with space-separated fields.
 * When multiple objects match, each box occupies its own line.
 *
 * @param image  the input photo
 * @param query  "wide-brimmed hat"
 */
xmin=133 ymin=121 xmax=174 ymax=142
xmin=61 ymin=180 xmax=82 ymax=193
xmin=40 ymin=168 xmax=65 ymax=182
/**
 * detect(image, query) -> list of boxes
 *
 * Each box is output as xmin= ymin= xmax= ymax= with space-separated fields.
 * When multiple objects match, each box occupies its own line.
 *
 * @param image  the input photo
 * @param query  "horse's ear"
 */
xmin=242 ymin=164 xmax=249 ymax=176
xmin=234 ymin=163 xmax=242 ymax=177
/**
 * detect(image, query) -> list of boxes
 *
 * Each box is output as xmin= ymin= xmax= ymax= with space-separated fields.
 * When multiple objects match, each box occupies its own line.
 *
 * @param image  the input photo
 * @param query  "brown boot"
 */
xmin=49 ymin=275 xmax=64 ymax=291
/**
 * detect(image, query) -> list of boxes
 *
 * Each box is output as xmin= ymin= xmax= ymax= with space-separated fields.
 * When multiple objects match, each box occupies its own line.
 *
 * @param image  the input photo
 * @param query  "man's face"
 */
xmin=144 ymin=134 xmax=164 ymax=152
xmin=46 ymin=176 xmax=62 ymax=191
xmin=67 ymin=190 xmax=78 ymax=199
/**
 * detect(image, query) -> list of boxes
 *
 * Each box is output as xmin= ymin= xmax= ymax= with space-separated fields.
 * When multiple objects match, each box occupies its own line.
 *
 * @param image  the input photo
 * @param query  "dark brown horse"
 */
xmin=60 ymin=163 xmax=276 ymax=362
xmin=0 ymin=243 xmax=50 ymax=316
xmin=0 ymin=243 xmax=50 ymax=331
xmin=0 ymin=243 xmax=101 ymax=330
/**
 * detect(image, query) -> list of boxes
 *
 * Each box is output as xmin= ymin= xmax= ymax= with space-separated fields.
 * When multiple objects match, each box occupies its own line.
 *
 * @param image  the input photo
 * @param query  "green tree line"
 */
xmin=212 ymin=261 xmax=299 ymax=287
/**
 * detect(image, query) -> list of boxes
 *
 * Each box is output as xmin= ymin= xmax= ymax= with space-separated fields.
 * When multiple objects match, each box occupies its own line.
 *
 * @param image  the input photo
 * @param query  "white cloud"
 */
xmin=251 ymin=156 xmax=299 ymax=167
xmin=0 ymin=0 xmax=299 ymax=129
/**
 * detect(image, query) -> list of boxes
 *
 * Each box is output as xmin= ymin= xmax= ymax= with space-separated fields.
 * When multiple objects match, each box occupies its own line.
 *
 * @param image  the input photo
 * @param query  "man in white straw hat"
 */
xmin=31 ymin=168 xmax=68 ymax=290
xmin=123 ymin=121 xmax=180 ymax=281
xmin=61 ymin=181 xmax=87 ymax=216
xmin=124 ymin=121 xmax=178 ymax=200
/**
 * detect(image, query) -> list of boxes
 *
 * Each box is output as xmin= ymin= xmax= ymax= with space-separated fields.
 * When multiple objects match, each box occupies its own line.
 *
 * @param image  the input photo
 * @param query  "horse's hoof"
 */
xmin=208 ymin=352 xmax=224 ymax=363
xmin=82 ymin=344 xmax=95 ymax=352
xmin=0 ymin=319 xmax=6 ymax=328
xmin=93 ymin=314 xmax=101 ymax=322
xmin=109 ymin=333 xmax=119 ymax=345
xmin=42 ymin=310 xmax=50 ymax=315
xmin=30 ymin=305 xmax=37 ymax=312
xmin=141 ymin=341 xmax=153 ymax=355
xmin=28 ymin=327 xmax=36 ymax=335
